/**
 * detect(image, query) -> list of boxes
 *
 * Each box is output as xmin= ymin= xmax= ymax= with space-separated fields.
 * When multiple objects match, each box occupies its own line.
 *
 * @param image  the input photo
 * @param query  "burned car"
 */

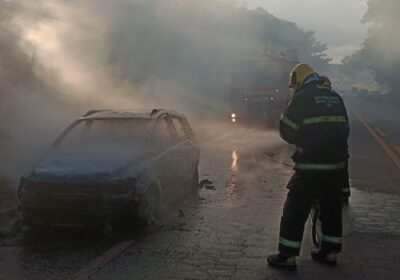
xmin=18 ymin=109 xmax=200 ymax=228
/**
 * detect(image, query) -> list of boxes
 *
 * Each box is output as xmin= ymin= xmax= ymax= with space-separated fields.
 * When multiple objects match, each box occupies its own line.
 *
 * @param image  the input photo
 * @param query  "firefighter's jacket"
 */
xmin=279 ymin=82 xmax=349 ymax=170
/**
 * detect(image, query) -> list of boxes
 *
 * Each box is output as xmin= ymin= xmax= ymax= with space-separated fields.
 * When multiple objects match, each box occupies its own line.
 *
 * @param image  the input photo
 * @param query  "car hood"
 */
xmin=29 ymin=148 xmax=149 ymax=183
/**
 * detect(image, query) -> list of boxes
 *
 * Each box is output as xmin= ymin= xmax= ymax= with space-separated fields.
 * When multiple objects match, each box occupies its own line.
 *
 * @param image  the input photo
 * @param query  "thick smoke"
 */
xmin=20 ymin=0 xmax=330 ymax=111
xmin=0 ymin=0 xmax=329 ymax=185
xmin=0 ymin=1 xmax=79 ymax=184
xmin=342 ymin=0 xmax=400 ymax=101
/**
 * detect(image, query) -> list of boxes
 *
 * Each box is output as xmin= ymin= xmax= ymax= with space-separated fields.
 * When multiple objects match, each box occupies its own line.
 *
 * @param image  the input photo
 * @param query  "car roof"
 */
xmin=80 ymin=109 xmax=184 ymax=120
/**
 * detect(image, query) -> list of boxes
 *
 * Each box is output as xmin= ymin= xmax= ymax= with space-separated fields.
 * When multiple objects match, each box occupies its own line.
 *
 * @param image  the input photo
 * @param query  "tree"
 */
xmin=343 ymin=0 xmax=400 ymax=98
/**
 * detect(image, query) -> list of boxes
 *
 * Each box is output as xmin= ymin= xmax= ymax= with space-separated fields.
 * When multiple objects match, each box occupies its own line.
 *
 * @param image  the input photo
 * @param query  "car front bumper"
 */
xmin=19 ymin=191 xmax=138 ymax=227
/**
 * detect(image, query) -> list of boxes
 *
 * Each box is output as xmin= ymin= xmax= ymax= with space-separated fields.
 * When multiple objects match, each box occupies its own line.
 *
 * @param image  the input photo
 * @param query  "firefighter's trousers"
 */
xmin=278 ymin=170 xmax=343 ymax=256
xmin=341 ymin=161 xmax=351 ymax=197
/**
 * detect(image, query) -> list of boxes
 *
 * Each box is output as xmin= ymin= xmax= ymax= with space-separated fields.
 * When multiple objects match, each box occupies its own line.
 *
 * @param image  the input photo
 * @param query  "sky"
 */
xmin=247 ymin=0 xmax=369 ymax=63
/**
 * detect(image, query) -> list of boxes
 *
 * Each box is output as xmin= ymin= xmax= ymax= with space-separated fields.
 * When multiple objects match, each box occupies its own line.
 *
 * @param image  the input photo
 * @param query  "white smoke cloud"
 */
xmin=0 ymin=0 xmax=327 ymax=185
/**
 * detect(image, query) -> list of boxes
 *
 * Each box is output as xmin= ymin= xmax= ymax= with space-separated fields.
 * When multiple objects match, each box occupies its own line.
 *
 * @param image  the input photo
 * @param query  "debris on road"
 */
xmin=199 ymin=179 xmax=215 ymax=190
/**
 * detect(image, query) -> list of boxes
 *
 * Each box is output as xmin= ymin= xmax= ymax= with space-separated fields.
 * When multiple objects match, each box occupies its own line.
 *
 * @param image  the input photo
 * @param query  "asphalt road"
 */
xmin=1 ymin=99 xmax=400 ymax=280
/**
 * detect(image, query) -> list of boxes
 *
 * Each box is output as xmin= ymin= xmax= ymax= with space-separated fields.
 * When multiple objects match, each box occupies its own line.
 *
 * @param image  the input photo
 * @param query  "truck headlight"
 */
xmin=231 ymin=113 xmax=236 ymax=118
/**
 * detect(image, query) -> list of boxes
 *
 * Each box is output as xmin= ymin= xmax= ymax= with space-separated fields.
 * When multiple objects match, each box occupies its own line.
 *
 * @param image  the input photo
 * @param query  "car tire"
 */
xmin=22 ymin=212 xmax=40 ymax=228
xmin=102 ymin=218 xmax=114 ymax=238
xmin=112 ymin=200 xmax=140 ymax=232
xmin=138 ymin=185 xmax=161 ymax=226
xmin=22 ymin=212 xmax=48 ymax=235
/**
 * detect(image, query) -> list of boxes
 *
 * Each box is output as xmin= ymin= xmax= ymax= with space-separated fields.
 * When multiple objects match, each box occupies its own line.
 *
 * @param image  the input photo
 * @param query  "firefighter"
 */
xmin=267 ymin=64 xmax=350 ymax=270
xmin=320 ymin=75 xmax=351 ymax=204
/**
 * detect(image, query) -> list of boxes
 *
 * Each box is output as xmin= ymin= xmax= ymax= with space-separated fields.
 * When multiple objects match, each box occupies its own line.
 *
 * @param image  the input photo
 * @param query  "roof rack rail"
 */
xmin=151 ymin=108 xmax=166 ymax=115
xmin=83 ymin=109 xmax=110 ymax=117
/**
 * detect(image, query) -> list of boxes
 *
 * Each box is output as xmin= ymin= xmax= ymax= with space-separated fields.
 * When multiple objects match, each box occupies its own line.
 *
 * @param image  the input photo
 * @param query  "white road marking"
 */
xmin=71 ymin=239 xmax=136 ymax=280
xmin=374 ymin=127 xmax=387 ymax=138
xmin=353 ymin=112 xmax=400 ymax=170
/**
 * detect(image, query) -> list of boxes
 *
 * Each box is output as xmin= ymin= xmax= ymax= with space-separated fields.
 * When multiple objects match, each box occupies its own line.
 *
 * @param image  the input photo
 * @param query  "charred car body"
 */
xmin=18 ymin=109 xmax=200 ymax=228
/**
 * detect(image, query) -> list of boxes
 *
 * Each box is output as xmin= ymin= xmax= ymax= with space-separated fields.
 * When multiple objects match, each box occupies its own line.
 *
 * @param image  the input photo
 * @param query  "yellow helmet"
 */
xmin=320 ymin=75 xmax=332 ymax=88
xmin=289 ymin=63 xmax=316 ymax=90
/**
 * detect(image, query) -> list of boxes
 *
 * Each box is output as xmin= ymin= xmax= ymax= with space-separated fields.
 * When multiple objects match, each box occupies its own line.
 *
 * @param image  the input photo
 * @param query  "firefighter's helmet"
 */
xmin=321 ymin=75 xmax=332 ymax=88
xmin=289 ymin=63 xmax=316 ymax=90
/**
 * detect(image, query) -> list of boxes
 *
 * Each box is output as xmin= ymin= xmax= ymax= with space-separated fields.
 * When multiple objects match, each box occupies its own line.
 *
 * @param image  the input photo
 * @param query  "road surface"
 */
xmin=0 ymin=98 xmax=400 ymax=280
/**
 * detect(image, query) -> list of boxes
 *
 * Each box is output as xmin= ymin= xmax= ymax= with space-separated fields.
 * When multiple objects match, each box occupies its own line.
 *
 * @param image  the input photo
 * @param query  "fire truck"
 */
xmin=229 ymin=50 xmax=297 ymax=126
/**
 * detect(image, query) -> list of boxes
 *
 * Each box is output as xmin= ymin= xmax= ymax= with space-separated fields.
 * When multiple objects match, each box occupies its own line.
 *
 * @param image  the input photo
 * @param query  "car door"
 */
xmin=151 ymin=114 xmax=180 ymax=203
xmin=169 ymin=115 xmax=199 ymax=196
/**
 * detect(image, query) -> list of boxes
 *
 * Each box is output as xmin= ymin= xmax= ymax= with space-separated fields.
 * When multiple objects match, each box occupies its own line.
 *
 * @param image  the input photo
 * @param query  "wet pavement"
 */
xmin=1 ymin=101 xmax=400 ymax=279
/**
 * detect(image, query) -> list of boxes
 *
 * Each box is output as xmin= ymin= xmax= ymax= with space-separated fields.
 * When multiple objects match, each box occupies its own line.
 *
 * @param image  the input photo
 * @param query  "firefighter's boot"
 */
xmin=267 ymin=253 xmax=297 ymax=270
xmin=311 ymin=248 xmax=337 ymax=265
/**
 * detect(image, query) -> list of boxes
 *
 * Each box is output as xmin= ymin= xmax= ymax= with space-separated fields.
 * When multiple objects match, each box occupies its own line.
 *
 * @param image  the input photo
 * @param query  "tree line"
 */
xmin=342 ymin=0 xmax=400 ymax=101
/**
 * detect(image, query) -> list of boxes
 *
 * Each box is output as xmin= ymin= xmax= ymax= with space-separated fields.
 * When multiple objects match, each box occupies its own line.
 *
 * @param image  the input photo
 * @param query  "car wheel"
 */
xmin=22 ymin=212 xmax=38 ymax=228
xmin=22 ymin=212 xmax=47 ymax=235
xmin=102 ymin=218 xmax=114 ymax=238
xmin=138 ymin=186 xmax=161 ymax=226
xmin=112 ymin=200 xmax=140 ymax=232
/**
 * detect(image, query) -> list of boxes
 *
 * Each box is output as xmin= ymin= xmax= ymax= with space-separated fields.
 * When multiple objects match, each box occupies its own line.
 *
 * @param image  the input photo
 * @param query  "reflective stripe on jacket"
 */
xmin=279 ymin=82 xmax=349 ymax=166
